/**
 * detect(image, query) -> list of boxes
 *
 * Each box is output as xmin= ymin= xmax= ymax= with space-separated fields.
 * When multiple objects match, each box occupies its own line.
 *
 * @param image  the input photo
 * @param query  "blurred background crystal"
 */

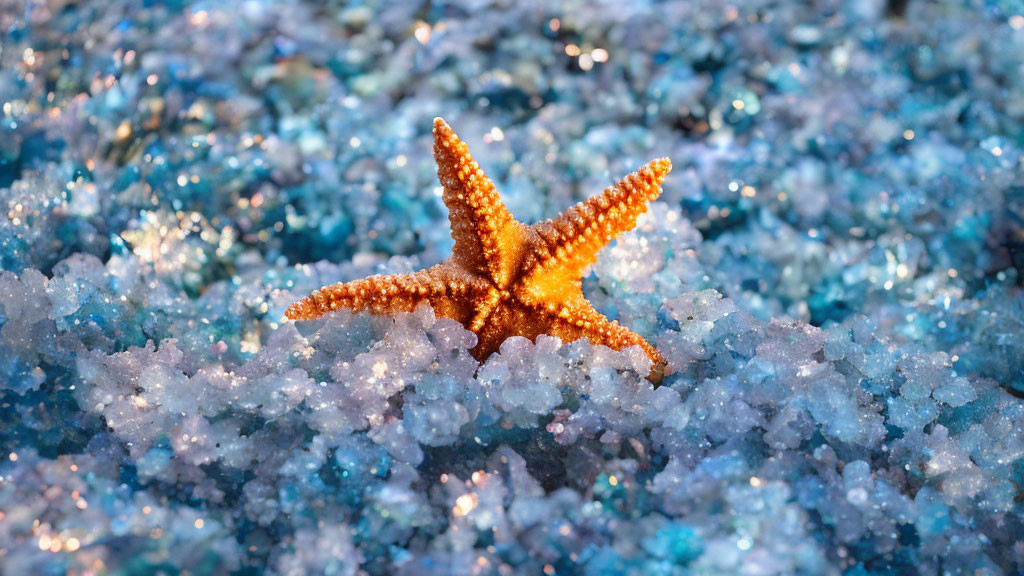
xmin=1 ymin=0 xmax=1023 ymax=574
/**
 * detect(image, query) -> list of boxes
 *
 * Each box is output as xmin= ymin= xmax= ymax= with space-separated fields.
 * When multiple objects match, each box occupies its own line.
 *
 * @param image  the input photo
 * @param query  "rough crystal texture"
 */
xmin=1 ymin=0 xmax=1024 ymax=575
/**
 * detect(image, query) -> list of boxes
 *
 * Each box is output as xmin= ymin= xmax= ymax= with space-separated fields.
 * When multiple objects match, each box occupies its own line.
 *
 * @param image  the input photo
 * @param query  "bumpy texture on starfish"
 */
xmin=287 ymin=118 xmax=672 ymax=385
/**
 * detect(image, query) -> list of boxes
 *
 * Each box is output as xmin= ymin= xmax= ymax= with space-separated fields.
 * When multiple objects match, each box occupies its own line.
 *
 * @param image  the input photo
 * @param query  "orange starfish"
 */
xmin=287 ymin=118 xmax=672 ymax=385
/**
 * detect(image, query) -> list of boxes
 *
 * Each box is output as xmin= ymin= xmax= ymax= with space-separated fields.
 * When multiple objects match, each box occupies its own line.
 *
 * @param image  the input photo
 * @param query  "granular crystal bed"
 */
xmin=1 ymin=1 xmax=1023 ymax=575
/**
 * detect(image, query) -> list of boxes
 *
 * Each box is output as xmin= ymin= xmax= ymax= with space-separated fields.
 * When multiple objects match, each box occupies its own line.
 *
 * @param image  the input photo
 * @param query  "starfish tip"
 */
xmin=650 ymin=156 xmax=672 ymax=175
xmin=433 ymin=117 xmax=450 ymax=131
xmin=283 ymin=302 xmax=304 ymax=321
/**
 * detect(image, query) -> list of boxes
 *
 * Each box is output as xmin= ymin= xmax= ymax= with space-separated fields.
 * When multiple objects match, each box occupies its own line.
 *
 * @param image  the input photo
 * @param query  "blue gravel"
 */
xmin=1 ymin=1 xmax=1023 ymax=574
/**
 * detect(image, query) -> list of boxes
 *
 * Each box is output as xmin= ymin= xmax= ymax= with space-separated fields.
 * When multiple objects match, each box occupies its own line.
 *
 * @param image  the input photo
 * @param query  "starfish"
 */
xmin=287 ymin=118 xmax=672 ymax=385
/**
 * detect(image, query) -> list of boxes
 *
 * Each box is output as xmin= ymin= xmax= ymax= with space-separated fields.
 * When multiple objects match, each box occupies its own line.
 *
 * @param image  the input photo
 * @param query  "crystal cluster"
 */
xmin=1 ymin=0 xmax=1023 ymax=574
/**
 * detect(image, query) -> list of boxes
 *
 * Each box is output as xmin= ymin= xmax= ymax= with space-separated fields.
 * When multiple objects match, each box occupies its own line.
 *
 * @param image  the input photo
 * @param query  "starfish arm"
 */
xmin=544 ymin=295 xmax=667 ymax=385
xmin=523 ymin=158 xmax=671 ymax=284
xmin=467 ymin=302 xmax=523 ymax=362
xmin=433 ymin=118 xmax=526 ymax=288
xmin=285 ymin=262 xmax=481 ymax=324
